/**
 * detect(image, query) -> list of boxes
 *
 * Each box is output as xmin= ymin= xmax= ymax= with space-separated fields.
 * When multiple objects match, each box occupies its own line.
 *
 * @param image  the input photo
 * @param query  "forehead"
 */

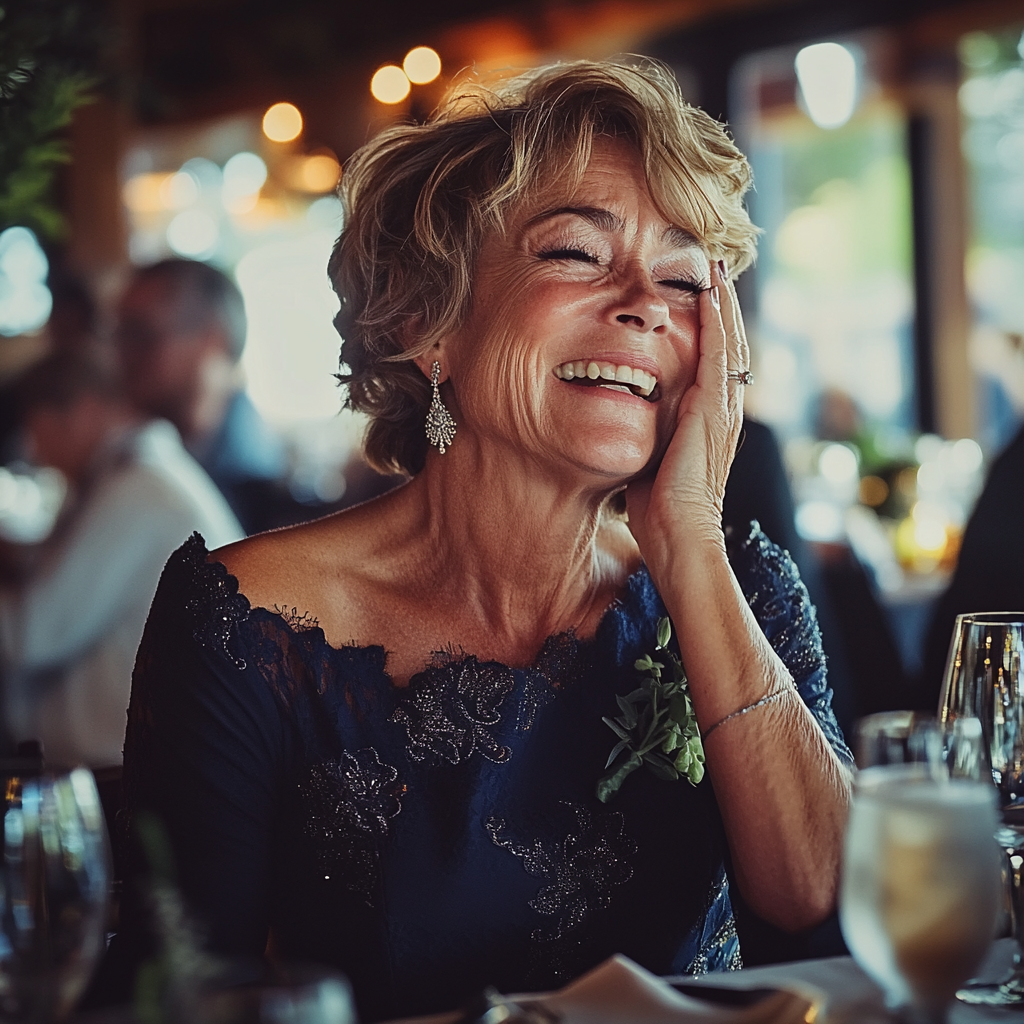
xmin=513 ymin=137 xmax=700 ymax=248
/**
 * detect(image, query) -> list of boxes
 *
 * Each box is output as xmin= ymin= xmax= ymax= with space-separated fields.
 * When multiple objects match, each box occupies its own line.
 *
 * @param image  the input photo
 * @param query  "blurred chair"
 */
xmin=0 ymin=352 xmax=242 ymax=768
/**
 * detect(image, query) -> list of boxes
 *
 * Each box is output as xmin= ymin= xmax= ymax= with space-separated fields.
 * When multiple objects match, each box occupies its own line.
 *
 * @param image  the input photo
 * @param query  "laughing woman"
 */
xmin=118 ymin=59 xmax=852 ymax=1021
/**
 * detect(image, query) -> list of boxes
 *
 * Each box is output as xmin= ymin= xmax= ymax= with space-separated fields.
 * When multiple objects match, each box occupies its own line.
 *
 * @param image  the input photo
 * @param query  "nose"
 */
xmin=607 ymin=271 xmax=669 ymax=333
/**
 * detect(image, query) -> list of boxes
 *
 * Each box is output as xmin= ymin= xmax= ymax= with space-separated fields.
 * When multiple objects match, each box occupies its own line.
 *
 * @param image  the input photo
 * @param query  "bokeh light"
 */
xmin=404 ymin=46 xmax=442 ymax=85
xmin=222 ymin=152 xmax=268 ymax=213
xmin=160 ymin=170 xmax=199 ymax=210
xmin=371 ymin=65 xmax=411 ymax=104
xmin=0 ymin=227 xmax=51 ymax=336
xmin=166 ymin=210 xmax=219 ymax=259
xmin=795 ymin=42 xmax=859 ymax=129
xmin=123 ymin=173 xmax=169 ymax=214
xmin=291 ymin=152 xmax=340 ymax=193
xmin=263 ymin=102 xmax=303 ymax=142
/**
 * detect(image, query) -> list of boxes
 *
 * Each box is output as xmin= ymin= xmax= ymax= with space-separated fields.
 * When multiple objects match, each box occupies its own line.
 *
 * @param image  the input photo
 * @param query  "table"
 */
xmin=73 ymin=941 xmax=1024 ymax=1024
xmin=678 ymin=939 xmax=1024 ymax=1023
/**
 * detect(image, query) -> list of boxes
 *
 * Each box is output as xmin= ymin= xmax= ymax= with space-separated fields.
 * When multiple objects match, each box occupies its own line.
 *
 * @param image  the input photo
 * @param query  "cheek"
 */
xmin=670 ymin=310 xmax=702 ymax=388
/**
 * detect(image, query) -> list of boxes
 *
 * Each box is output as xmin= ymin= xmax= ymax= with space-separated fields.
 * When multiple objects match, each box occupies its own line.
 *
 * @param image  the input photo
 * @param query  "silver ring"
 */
xmin=726 ymin=369 xmax=754 ymax=385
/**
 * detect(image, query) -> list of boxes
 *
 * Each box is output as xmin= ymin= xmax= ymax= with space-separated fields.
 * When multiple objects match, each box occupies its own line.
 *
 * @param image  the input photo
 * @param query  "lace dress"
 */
xmin=118 ymin=522 xmax=852 ymax=1022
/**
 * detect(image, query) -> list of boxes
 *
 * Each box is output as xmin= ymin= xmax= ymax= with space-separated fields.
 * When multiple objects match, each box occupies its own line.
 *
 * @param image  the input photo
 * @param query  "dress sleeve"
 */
xmin=120 ymin=533 xmax=283 ymax=959
xmin=728 ymin=521 xmax=854 ymax=767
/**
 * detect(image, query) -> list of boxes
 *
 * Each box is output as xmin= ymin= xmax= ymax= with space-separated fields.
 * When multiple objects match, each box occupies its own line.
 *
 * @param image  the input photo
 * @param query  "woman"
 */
xmin=119 ymin=59 xmax=852 ymax=1021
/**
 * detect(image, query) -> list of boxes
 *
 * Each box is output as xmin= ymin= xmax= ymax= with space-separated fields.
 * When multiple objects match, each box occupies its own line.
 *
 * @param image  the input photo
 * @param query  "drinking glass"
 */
xmin=0 ymin=767 xmax=111 ymax=1022
xmin=938 ymin=612 xmax=1024 ymax=1005
xmin=840 ymin=766 xmax=1002 ymax=1023
xmin=855 ymin=712 xmax=943 ymax=772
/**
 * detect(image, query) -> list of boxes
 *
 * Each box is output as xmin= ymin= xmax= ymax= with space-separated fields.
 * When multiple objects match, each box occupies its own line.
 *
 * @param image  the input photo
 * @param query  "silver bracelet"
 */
xmin=701 ymin=688 xmax=793 ymax=741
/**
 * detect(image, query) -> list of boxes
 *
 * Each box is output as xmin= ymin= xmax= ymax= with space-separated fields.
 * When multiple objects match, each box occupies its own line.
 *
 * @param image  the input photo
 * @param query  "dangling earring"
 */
xmin=425 ymin=360 xmax=456 ymax=454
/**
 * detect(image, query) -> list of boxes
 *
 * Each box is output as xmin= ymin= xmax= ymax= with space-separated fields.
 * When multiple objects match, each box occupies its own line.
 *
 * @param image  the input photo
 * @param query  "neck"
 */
xmin=393 ymin=437 xmax=636 ymax=650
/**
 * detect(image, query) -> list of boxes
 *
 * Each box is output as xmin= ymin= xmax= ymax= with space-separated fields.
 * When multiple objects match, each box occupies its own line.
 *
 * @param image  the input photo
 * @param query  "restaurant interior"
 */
xmin=2 ymin=0 xmax=1024 ymax=1019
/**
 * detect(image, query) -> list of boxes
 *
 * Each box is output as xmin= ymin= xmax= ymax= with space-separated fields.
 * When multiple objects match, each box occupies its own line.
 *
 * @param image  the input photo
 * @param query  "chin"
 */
xmin=564 ymin=437 xmax=653 ymax=483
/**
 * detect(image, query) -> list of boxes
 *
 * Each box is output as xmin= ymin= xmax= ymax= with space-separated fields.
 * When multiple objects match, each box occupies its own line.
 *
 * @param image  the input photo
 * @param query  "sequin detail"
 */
xmin=391 ymin=655 xmax=515 ymax=765
xmin=486 ymin=803 xmax=636 ymax=947
xmin=299 ymin=749 xmax=405 ymax=906
xmin=683 ymin=871 xmax=742 ymax=975
xmin=687 ymin=916 xmax=742 ymax=975
xmin=730 ymin=522 xmax=854 ymax=766
xmin=517 ymin=631 xmax=580 ymax=731
xmin=181 ymin=532 xmax=251 ymax=670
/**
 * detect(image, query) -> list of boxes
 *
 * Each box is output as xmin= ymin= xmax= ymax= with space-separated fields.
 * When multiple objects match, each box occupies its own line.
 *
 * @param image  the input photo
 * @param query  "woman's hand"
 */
xmin=626 ymin=260 xmax=749 ymax=573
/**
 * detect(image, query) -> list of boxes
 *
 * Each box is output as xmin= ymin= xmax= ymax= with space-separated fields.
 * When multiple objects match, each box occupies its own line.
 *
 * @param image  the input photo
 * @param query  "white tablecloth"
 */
xmin=678 ymin=939 xmax=1024 ymax=1023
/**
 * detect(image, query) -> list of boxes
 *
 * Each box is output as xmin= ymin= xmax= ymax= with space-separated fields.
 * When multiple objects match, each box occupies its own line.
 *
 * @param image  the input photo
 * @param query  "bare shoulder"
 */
xmin=212 ymin=485 xmax=410 ymax=621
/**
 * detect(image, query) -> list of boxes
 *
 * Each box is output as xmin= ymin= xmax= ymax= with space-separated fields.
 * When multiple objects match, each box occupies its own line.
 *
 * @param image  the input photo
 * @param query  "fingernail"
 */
xmin=710 ymin=286 xmax=720 ymax=310
xmin=717 ymin=259 xmax=728 ymax=279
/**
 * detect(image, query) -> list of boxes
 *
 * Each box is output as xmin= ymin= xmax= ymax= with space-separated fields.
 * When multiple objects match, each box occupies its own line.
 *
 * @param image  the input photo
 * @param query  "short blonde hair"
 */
xmin=331 ymin=58 xmax=758 ymax=476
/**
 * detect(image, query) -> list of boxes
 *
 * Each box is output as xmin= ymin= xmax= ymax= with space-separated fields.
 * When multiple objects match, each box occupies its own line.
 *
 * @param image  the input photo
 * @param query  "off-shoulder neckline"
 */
xmin=184 ymin=533 xmax=661 ymax=682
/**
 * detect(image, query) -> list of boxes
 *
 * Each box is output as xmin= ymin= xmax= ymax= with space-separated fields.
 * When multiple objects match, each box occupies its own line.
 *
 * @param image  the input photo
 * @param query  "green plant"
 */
xmin=596 ymin=616 xmax=705 ymax=802
xmin=0 ymin=0 xmax=108 ymax=238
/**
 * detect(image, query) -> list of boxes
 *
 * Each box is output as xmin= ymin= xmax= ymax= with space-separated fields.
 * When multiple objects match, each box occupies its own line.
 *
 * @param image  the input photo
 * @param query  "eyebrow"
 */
xmin=525 ymin=206 xmax=702 ymax=251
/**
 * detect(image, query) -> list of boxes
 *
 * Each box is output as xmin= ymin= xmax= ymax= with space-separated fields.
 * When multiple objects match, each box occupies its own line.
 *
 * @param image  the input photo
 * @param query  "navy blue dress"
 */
xmin=119 ymin=522 xmax=851 ymax=1022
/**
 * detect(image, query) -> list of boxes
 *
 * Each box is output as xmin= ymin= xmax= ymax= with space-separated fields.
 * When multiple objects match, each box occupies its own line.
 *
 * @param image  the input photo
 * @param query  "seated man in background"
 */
xmin=0 ymin=353 xmax=241 ymax=766
xmin=115 ymin=258 xmax=301 ymax=535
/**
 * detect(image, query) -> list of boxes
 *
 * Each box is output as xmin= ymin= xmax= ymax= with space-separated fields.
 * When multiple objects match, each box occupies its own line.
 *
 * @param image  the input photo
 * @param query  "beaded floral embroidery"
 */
xmin=486 ymin=802 xmax=636 ymax=951
xmin=300 ymin=748 xmax=405 ymax=906
xmin=391 ymin=655 xmax=516 ymax=765
xmin=684 ymin=870 xmax=743 ymax=975
xmin=181 ymin=532 xmax=251 ymax=670
xmin=729 ymin=523 xmax=853 ymax=765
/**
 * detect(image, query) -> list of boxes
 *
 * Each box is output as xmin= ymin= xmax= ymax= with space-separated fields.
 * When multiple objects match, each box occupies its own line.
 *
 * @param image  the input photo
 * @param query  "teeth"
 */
xmin=554 ymin=360 xmax=658 ymax=397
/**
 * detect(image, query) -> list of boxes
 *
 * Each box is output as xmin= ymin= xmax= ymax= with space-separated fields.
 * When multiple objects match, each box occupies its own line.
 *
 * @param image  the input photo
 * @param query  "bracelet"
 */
xmin=701 ymin=688 xmax=793 ymax=741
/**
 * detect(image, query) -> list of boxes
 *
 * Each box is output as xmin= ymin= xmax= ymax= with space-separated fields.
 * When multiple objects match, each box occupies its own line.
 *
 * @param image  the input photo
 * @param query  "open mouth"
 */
xmin=553 ymin=360 xmax=659 ymax=401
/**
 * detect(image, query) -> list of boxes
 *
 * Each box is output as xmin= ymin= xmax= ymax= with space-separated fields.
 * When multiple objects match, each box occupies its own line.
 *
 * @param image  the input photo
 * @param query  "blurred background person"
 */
xmin=0 ymin=352 xmax=241 ymax=767
xmin=115 ymin=258 xmax=307 ymax=535
xmin=920 ymin=420 xmax=1024 ymax=699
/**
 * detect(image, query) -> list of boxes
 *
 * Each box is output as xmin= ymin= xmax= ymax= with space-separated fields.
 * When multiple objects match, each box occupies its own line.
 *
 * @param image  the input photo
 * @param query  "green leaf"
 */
xmin=615 ymin=694 xmax=638 ymax=729
xmin=596 ymin=753 xmax=642 ymax=803
xmin=669 ymin=693 xmax=691 ymax=725
xmin=642 ymin=751 xmax=679 ymax=781
xmin=657 ymin=617 xmax=672 ymax=650
xmin=605 ymin=739 xmax=628 ymax=769
xmin=602 ymin=717 xmax=631 ymax=742
xmin=634 ymin=655 xmax=653 ymax=671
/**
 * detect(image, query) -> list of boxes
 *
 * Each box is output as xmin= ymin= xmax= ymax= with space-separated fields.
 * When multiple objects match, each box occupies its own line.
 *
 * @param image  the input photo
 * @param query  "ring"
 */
xmin=726 ymin=369 xmax=754 ymax=385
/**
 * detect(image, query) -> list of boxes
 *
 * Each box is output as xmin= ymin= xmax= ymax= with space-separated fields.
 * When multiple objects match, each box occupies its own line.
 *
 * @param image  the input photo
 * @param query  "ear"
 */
xmin=412 ymin=342 xmax=447 ymax=383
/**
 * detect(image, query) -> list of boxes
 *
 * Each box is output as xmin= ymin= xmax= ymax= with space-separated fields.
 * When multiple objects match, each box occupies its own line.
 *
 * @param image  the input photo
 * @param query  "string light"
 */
xmin=403 ymin=46 xmax=441 ymax=85
xmin=263 ymin=102 xmax=303 ymax=142
xmin=371 ymin=65 xmax=411 ymax=104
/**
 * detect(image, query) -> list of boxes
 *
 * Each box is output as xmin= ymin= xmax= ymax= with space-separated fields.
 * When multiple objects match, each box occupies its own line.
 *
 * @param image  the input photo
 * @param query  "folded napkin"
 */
xmin=517 ymin=955 xmax=820 ymax=1024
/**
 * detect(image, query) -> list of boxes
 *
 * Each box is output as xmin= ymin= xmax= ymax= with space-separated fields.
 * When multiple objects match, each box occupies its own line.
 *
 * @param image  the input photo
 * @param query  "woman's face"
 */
xmin=440 ymin=137 xmax=710 ymax=485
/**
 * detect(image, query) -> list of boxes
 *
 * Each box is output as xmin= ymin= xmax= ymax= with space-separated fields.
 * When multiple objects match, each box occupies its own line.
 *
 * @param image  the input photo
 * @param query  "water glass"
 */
xmin=0 ymin=767 xmax=111 ymax=1022
xmin=938 ymin=613 xmax=1024 ymax=1004
xmin=840 ymin=766 xmax=1002 ymax=1023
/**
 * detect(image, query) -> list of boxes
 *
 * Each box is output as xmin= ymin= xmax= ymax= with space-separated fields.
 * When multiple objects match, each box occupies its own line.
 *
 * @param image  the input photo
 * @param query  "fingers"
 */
xmin=714 ymin=261 xmax=747 ymax=425
xmin=697 ymin=268 xmax=728 ymax=393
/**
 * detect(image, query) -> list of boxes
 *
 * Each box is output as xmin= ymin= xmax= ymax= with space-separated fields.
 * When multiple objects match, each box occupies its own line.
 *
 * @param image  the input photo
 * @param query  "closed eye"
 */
xmin=659 ymin=278 xmax=704 ymax=294
xmin=538 ymin=247 xmax=600 ymax=264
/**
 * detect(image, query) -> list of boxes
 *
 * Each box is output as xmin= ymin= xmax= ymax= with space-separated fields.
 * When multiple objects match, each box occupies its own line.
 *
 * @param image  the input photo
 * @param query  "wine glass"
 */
xmin=839 ymin=766 xmax=1002 ymax=1023
xmin=938 ymin=612 xmax=1024 ymax=1005
xmin=0 ymin=766 xmax=111 ymax=1022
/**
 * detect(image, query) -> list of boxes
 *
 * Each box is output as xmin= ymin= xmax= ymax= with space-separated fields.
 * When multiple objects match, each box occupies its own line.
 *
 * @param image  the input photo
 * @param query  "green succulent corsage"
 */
xmin=596 ymin=616 xmax=705 ymax=803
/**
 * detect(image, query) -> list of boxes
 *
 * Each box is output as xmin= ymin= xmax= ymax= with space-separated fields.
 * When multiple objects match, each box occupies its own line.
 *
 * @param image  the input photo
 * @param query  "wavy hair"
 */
xmin=331 ymin=58 xmax=758 ymax=475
